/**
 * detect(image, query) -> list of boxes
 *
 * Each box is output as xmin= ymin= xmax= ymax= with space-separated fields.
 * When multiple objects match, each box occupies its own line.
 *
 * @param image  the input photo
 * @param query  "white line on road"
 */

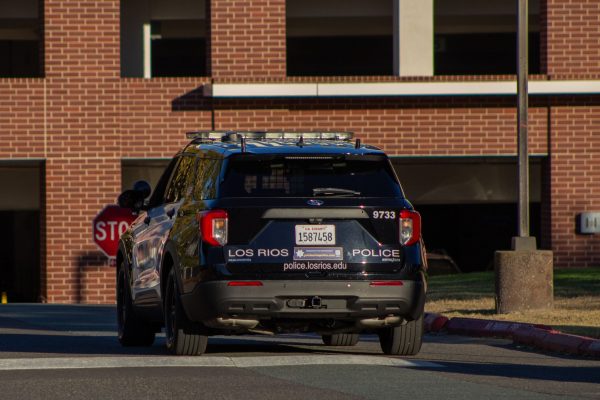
xmin=0 ymin=355 xmax=442 ymax=371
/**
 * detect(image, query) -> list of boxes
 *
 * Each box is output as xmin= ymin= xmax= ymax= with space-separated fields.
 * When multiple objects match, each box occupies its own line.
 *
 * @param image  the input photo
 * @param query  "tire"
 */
xmin=378 ymin=313 xmax=424 ymax=356
xmin=164 ymin=269 xmax=208 ymax=356
xmin=117 ymin=266 xmax=156 ymax=347
xmin=322 ymin=333 xmax=360 ymax=346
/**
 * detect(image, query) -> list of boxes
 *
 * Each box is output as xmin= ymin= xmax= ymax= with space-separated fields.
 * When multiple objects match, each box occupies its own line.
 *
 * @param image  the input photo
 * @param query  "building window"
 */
xmin=0 ymin=0 xmax=42 ymax=77
xmin=286 ymin=0 xmax=393 ymax=76
xmin=435 ymin=0 xmax=540 ymax=75
xmin=121 ymin=0 xmax=207 ymax=78
xmin=121 ymin=159 xmax=171 ymax=193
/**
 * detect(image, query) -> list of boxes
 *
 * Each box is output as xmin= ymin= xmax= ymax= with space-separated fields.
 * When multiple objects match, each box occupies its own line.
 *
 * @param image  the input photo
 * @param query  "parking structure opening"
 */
xmin=393 ymin=157 xmax=543 ymax=273
xmin=0 ymin=162 xmax=43 ymax=302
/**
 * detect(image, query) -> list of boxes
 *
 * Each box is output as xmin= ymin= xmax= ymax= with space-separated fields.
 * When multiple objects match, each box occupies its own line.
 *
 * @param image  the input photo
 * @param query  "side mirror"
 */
xmin=118 ymin=180 xmax=152 ymax=211
xmin=132 ymin=180 xmax=152 ymax=199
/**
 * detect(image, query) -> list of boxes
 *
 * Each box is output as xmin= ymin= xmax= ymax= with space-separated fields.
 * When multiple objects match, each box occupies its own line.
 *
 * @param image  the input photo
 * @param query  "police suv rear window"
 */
xmin=219 ymin=154 xmax=402 ymax=198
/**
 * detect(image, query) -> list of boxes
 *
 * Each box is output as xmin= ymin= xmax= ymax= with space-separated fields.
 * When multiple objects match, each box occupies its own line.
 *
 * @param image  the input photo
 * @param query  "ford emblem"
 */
xmin=307 ymin=199 xmax=324 ymax=206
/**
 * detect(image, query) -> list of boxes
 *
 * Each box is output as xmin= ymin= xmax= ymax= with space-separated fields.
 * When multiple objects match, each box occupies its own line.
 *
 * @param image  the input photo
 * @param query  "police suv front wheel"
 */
xmin=117 ymin=266 xmax=156 ymax=347
xmin=164 ymin=269 xmax=208 ymax=356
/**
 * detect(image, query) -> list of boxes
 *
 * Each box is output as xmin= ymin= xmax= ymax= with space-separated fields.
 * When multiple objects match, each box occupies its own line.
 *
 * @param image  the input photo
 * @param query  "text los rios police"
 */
xmin=227 ymin=248 xmax=401 ymax=258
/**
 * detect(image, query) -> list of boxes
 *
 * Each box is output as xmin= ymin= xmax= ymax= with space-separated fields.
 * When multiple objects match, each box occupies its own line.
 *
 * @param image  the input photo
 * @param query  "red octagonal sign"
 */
xmin=93 ymin=205 xmax=137 ymax=258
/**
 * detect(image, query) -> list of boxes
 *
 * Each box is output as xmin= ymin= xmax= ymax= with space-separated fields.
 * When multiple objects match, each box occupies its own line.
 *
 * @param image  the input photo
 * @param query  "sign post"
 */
xmin=93 ymin=205 xmax=137 ymax=258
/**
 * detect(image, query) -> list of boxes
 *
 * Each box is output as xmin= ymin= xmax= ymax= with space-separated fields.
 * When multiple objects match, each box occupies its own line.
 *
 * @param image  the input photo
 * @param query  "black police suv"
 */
xmin=116 ymin=131 xmax=427 ymax=356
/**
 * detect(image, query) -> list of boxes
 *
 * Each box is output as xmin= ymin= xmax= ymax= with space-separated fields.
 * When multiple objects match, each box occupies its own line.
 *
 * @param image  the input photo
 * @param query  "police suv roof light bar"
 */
xmin=186 ymin=131 xmax=354 ymax=142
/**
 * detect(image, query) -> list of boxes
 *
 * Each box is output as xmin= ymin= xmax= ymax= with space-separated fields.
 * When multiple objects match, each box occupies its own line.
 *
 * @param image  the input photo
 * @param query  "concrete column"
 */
xmin=143 ymin=23 xmax=152 ymax=79
xmin=120 ymin=0 xmax=150 ymax=77
xmin=393 ymin=0 xmax=434 ymax=76
xmin=495 ymin=250 xmax=554 ymax=313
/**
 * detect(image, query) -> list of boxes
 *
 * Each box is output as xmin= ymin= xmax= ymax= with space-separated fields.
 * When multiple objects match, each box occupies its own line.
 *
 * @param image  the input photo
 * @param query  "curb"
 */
xmin=423 ymin=313 xmax=600 ymax=359
xmin=423 ymin=313 xmax=448 ymax=332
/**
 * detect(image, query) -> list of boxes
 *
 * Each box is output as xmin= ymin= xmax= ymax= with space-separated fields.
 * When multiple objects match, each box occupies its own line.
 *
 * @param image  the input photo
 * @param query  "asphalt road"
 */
xmin=0 ymin=304 xmax=598 ymax=399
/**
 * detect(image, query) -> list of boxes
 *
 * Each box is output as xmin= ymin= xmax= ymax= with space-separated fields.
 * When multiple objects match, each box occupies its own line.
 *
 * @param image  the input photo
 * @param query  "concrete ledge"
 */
xmin=204 ymin=80 xmax=600 ymax=98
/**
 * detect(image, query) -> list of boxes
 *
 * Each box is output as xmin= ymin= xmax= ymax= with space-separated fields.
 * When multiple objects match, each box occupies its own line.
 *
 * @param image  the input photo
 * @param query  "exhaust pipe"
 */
xmin=356 ymin=316 xmax=403 ymax=329
xmin=204 ymin=317 xmax=260 ymax=330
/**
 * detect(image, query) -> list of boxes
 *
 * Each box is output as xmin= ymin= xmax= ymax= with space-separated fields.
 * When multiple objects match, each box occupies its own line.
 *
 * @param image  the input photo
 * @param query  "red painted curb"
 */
xmin=579 ymin=340 xmax=600 ymax=358
xmin=513 ymin=326 xmax=536 ymax=346
xmin=429 ymin=314 xmax=600 ymax=359
xmin=444 ymin=317 xmax=544 ymax=339
xmin=532 ymin=328 xmax=557 ymax=349
xmin=541 ymin=332 xmax=595 ymax=355
xmin=424 ymin=313 xmax=448 ymax=332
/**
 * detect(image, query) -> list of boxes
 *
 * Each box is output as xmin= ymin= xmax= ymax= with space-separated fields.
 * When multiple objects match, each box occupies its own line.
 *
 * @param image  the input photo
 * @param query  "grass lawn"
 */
xmin=425 ymin=268 xmax=600 ymax=339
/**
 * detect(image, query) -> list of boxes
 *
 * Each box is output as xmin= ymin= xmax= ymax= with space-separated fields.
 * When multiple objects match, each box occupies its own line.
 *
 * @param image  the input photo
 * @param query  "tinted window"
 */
xmin=164 ymin=155 xmax=196 ymax=203
xmin=220 ymin=155 xmax=402 ymax=198
xmin=193 ymin=158 xmax=221 ymax=200
xmin=147 ymin=157 xmax=179 ymax=208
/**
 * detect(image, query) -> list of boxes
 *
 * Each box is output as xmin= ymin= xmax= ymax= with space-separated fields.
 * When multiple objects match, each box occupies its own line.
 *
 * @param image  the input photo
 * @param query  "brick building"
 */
xmin=0 ymin=0 xmax=599 ymax=303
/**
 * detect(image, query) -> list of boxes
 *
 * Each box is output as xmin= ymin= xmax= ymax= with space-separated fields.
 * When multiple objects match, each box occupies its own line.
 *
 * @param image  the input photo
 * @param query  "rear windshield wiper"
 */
xmin=312 ymin=187 xmax=361 ymax=197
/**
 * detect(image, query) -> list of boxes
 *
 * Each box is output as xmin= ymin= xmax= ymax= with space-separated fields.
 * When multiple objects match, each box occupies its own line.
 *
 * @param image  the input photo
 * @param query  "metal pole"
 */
xmin=517 ymin=0 xmax=529 ymax=238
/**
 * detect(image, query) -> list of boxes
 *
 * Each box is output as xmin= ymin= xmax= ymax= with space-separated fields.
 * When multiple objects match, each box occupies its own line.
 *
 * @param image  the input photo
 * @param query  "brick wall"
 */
xmin=545 ymin=0 xmax=600 ymax=78
xmin=0 ymin=0 xmax=599 ymax=304
xmin=119 ymin=78 xmax=212 ymax=158
xmin=41 ymin=0 xmax=121 ymax=302
xmin=544 ymin=1 xmax=600 ymax=266
xmin=210 ymin=0 xmax=286 ymax=79
xmin=0 ymin=80 xmax=46 ymax=158
xmin=548 ymin=102 xmax=600 ymax=267
xmin=40 ymin=1 xmax=212 ymax=302
xmin=213 ymin=98 xmax=549 ymax=156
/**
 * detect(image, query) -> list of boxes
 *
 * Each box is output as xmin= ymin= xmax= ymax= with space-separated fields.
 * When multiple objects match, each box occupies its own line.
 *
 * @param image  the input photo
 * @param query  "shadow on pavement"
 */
xmin=416 ymin=360 xmax=600 ymax=384
xmin=0 ymin=304 xmax=384 ymax=356
xmin=0 ymin=331 xmax=381 ymax=357
xmin=0 ymin=304 xmax=117 ymax=332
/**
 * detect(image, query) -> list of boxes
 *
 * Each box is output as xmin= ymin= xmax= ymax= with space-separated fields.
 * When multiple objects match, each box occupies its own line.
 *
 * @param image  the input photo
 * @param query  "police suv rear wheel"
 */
xmin=164 ymin=269 xmax=208 ymax=356
xmin=378 ymin=313 xmax=423 ymax=356
xmin=322 ymin=333 xmax=360 ymax=346
xmin=117 ymin=266 xmax=156 ymax=347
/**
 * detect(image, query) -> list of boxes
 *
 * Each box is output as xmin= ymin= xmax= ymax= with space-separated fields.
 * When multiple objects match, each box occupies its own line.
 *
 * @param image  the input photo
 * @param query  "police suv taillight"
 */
xmin=399 ymin=210 xmax=421 ymax=246
xmin=199 ymin=210 xmax=228 ymax=246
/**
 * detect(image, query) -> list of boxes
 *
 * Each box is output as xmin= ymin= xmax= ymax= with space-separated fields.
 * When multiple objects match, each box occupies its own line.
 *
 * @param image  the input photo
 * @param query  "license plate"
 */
xmin=295 ymin=225 xmax=335 ymax=245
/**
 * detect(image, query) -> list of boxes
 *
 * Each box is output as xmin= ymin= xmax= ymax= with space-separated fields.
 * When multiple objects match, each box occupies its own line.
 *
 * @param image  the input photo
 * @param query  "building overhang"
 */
xmin=202 ymin=80 xmax=600 ymax=98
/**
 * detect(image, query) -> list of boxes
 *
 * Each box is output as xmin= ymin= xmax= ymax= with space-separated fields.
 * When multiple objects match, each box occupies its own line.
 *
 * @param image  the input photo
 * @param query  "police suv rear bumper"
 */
xmin=180 ymin=279 xmax=425 ymax=323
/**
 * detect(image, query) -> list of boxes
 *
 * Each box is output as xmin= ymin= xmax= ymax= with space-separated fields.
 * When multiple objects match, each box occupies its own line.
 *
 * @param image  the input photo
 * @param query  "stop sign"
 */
xmin=93 ymin=205 xmax=137 ymax=258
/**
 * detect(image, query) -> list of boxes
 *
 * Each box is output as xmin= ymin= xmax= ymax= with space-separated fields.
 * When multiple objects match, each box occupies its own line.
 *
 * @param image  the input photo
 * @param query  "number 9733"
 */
xmin=372 ymin=210 xmax=396 ymax=219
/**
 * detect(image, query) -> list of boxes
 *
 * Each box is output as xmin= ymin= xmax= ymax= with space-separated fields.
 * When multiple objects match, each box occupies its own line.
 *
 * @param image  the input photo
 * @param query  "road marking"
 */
xmin=0 ymin=355 xmax=442 ymax=371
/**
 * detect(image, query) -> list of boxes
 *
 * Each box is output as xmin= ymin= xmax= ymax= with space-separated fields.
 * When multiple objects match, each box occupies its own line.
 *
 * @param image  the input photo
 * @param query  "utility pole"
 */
xmin=512 ymin=0 xmax=536 ymax=251
xmin=516 ymin=0 xmax=529 ymax=241
xmin=494 ymin=0 xmax=553 ymax=314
